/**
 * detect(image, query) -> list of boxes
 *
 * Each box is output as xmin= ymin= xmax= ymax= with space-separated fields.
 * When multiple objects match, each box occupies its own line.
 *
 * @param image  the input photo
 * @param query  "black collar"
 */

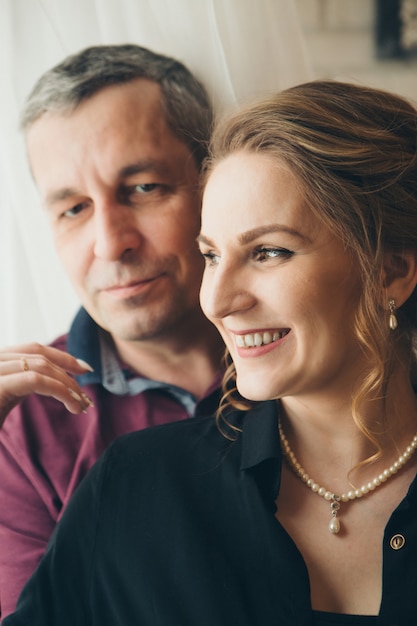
xmin=240 ymin=400 xmax=282 ymax=505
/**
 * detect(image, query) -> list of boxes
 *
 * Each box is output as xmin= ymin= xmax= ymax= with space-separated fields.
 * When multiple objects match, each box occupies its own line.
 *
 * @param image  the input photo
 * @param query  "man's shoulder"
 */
xmin=49 ymin=332 xmax=69 ymax=352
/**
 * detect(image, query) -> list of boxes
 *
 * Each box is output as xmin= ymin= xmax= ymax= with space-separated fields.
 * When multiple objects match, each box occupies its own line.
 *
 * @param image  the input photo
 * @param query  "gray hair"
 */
xmin=21 ymin=44 xmax=213 ymax=169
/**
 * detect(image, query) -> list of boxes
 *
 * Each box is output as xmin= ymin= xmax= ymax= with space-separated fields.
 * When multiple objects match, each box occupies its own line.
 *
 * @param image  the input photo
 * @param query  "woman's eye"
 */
xmin=201 ymin=251 xmax=220 ymax=267
xmin=255 ymin=247 xmax=293 ymax=262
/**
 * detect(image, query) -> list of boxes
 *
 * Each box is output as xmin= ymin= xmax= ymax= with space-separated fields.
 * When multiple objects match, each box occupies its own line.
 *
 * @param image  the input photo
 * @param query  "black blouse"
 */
xmin=4 ymin=401 xmax=417 ymax=625
xmin=312 ymin=611 xmax=377 ymax=625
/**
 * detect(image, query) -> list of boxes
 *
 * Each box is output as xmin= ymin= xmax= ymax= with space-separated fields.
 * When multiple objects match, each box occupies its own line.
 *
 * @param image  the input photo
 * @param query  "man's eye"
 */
xmin=134 ymin=184 xmax=159 ymax=194
xmin=123 ymin=183 xmax=163 ymax=204
xmin=62 ymin=203 xmax=87 ymax=219
xmin=254 ymin=247 xmax=293 ymax=262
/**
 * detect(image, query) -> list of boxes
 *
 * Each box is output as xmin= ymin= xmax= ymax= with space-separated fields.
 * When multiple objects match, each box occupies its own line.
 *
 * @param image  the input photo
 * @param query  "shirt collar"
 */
xmin=66 ymin=307 xmax=202 ymax=414
xmin=67 ymin=307 xmax=102 ymax=385
xmin=240 ymin=400 xmax=281 ymax=470
xmin=240 ymin=400 xmax=282 ymax=505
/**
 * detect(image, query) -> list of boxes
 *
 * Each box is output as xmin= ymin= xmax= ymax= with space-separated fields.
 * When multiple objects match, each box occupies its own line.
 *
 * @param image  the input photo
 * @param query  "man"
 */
xmin=0 ymin=44 xmax=224 ymax=618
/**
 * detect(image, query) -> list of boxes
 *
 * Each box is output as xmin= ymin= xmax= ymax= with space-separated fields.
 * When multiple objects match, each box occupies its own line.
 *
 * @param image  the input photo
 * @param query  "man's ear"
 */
xmin=382 ymin=250 xmax=417 ymax=306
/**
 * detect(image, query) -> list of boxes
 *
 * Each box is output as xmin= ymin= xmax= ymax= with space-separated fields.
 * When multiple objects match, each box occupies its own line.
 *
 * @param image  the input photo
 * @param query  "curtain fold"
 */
xmin=0 ymin=0 xmax=312 ymax=345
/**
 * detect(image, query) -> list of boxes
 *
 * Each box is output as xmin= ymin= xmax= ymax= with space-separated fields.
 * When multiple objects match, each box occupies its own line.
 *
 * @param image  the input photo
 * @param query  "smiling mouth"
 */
xmin=103 ymin=273 xmax=164 ymax=291
xmin=235 ymin=330 xmax=289 ymax=348
xmin=100 ymin=276 xmax=164 ymax=300
xmin=108 ymin=280 xmax=150 ymax=290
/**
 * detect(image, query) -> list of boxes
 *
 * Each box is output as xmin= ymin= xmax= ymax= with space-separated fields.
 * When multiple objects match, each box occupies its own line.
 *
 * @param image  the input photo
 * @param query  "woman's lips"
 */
xmin=235 ymin=329 xmax=289 ymax=348
xmin=232 ymin=329 xmax=290 ymax=357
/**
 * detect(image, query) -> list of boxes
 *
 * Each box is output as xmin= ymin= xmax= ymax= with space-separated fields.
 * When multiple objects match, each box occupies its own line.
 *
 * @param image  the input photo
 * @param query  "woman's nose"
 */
xmin=200 ymin=262 xmax=255 ymax=321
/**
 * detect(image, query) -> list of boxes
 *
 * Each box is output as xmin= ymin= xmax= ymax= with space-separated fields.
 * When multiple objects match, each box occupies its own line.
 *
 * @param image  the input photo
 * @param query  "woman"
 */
xmin=4 ymin=81 xmax=417 ymax=625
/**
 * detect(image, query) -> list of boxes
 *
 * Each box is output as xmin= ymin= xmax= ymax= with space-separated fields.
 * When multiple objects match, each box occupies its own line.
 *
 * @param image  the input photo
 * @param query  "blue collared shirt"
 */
xmin=68 ymin=307 xmax=215 ymax=416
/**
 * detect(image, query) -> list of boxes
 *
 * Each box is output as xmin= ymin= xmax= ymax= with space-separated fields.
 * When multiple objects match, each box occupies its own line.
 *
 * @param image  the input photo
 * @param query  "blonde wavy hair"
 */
xmin=204 ymin=80 xmax=417 ymax=456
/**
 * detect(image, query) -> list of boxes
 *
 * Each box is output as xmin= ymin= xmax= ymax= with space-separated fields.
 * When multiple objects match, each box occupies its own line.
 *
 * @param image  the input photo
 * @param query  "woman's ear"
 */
xmin=382 ymin=250 xmax=417 ymax=306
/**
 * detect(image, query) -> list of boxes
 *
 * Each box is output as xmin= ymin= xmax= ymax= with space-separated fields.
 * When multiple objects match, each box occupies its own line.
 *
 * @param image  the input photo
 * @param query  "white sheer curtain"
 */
xmin=0 ymin=0 xmax=312 ymax=346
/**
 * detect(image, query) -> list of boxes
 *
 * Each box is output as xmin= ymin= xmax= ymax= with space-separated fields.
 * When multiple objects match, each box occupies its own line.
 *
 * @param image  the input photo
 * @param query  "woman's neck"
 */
xmin=277 ymin=373 xmax=417 ymax=489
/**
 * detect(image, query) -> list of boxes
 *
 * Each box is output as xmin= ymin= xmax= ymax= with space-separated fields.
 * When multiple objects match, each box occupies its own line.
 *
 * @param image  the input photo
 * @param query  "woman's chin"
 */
xmin=236 ymin=380 xmax=277 ymax=403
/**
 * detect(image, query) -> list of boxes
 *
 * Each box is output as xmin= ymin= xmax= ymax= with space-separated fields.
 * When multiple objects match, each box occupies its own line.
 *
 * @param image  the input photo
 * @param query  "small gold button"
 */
xmin=390 ymin=534 xmax=405 ymax=550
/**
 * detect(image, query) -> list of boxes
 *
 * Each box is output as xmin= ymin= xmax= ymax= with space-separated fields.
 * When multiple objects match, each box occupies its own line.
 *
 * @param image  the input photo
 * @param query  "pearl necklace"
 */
xmin=278 ymin=418 xmax=417 ymax=535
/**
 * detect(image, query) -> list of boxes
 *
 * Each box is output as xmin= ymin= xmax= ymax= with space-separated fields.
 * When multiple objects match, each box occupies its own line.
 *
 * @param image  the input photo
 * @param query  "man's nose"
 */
xmin=93 ymin=201 xmax=142 ymax=261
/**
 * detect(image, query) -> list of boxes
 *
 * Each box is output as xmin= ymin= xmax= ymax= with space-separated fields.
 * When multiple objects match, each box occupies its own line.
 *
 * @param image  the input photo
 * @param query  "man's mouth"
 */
xmin=106 ymin=279 xmax=152 ymax=290
xmin=100 ymin=275 xmax=164 ymax=299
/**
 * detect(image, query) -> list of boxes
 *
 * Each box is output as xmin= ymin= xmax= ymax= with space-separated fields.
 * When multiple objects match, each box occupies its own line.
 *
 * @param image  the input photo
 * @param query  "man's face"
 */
xmin=27 ymin=79 xmax=205 ymax=344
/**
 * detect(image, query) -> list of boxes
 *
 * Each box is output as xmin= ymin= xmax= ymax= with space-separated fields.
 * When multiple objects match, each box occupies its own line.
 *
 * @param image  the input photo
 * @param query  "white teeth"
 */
xmin=235 ymin=330 xmax=287 ymax=348
xmin=254 ymin=333 xmax=263 ymax=347
xmin=245 ymin=334 xmax=254 ymax=347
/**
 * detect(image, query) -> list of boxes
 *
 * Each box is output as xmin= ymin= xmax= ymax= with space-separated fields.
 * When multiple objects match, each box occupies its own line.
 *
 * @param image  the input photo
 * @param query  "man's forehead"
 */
xmin=83 ymin=78 xmax=166 ymax=127
xmin=26 ymin=77 xmax=166 ymax=143
xmin=26 ymin=78 xmax=196 ymax=205
xmin=40 ymin=156 xmax=174 ymax=208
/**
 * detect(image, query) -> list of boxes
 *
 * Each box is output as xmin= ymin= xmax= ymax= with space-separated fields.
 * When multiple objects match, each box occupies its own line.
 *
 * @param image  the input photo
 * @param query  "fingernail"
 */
xmin=68 ymin=388 xmax=83 ymax=403
xmin=81 ymin=392 xmax=94 ymax=408
xmin=76 ymin=358 xmax=94 ymax=372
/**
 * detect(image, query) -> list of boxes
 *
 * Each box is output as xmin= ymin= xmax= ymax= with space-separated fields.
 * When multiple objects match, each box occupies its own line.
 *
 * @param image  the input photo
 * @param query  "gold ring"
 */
xmin=21 ymin=358 xmax=29 ymax=372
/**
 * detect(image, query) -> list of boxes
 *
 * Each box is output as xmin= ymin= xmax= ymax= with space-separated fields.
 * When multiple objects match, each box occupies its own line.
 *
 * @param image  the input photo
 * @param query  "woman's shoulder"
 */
xmin=95 ymin=401 xmax=276 ymax=492
xmin=102 ymin=412 xmax=241 ymax=476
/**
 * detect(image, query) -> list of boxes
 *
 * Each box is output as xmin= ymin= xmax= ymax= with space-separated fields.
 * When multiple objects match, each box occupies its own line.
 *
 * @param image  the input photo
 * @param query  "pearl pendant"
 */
xmin=329 ymin=516 xmax=340 ymax=534
xmin=389 ymin=314 xmax=398 ymax=330
xmin=278 ymin=414 xmax=417 ymax=537
xmin=329 ymin=496 xmax=341 ymax=534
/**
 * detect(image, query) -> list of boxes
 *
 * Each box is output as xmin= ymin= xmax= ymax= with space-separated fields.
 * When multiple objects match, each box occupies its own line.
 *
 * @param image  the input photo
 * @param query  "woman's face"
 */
xmin=199 ymin=151 xmax=366 ymax=403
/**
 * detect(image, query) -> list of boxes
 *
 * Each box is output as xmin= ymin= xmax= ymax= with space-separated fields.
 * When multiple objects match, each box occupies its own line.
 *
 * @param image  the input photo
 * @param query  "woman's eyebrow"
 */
xmin=196 ymin=233 xmax=214 ymax=246
xmin=238 ymin=224 xmax=310 ymax=245
xmin=197 ymin=224 xmax=311 ymax=247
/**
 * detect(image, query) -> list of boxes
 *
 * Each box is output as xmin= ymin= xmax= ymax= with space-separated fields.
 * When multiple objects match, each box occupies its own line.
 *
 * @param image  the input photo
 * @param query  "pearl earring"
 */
xmin=388 ymin=299 xmax=398 ymax=331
